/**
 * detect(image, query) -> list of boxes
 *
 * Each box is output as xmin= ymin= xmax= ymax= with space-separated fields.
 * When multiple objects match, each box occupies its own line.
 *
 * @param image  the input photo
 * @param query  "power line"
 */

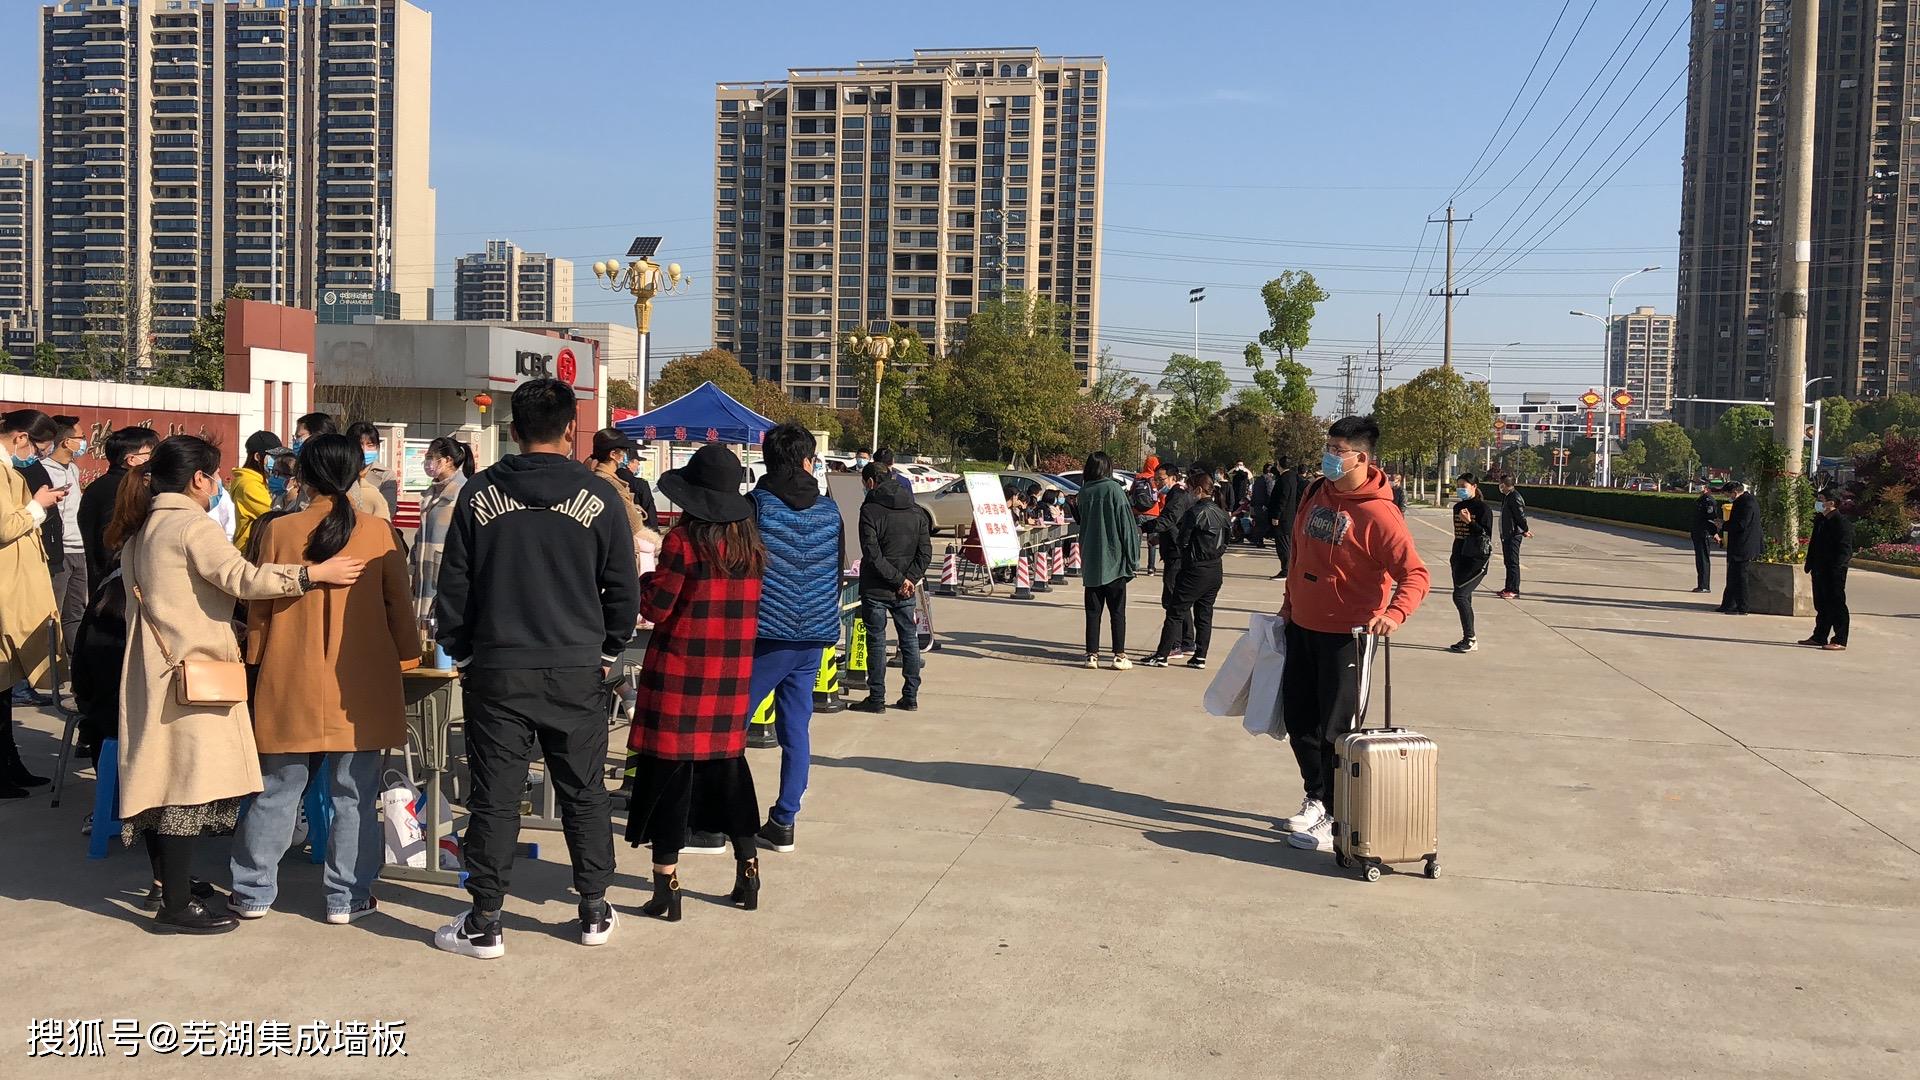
xmin=1448 ymin=0 xmax=1597 ymax=205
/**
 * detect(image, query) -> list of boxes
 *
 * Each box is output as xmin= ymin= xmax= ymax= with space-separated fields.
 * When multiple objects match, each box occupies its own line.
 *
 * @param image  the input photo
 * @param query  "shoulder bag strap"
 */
xmin=125 ymin=536 xmax=187 ymax=671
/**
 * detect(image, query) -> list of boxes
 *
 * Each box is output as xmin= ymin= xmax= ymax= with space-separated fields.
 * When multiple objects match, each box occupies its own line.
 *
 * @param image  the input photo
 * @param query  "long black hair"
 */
xmin=296 ymin=433 xmax=361 ymax=563
xmin=106 ymin=435 xmax=222 ymax=551
xmin=427 ymin=435 xmax=474 ymax=478
xmin=1083 ymin=450 xmax=1112 ymax=483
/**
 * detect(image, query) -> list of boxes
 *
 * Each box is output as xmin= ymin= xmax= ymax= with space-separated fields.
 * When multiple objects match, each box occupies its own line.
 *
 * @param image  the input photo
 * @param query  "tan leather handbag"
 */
xmin=128 ymin=556 xmax=249 ymax=708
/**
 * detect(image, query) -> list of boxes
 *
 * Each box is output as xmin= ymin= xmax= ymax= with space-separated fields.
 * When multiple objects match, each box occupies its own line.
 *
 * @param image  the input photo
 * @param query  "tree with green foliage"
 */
xmin=1637 ymin=422 xmax=1698 ymax=483
xmin=1271 ymin=410 xmax=1325 ymax=470
xmin=1501 ymin=446 xmax=1545 ymax=483
xmin=1817 ymin=395 xmax=1856 ymax=450
xmin=1150 ymin=352 xmax=1231 ymax=464
xmin=1086 ymin=361 xmax=1158 ymax=467
xmin=1709 ymin=404 xmax=1775 ymax=476
xmin=1374 ymin=366 xmax=1493 ymax=503
xmin=150 ymin=284 xmax=251 ymax=390
xmin=1855 ymin=391 xmax=1920 ymax=438
xmin=0 ymin=347 xmax=16 ymax=375
xmin=1242 ymin=342 xmax=1316 ymax=416
xmin=32 ymin=341 xmax=58 ymax=376
xmin=1243 ymin=271 xmax=1327 ymax=418
xmin=606 ymin=379 xmax=638 ymax=411
xmin=931 ymin=291 xmax=1084 ymax=464
xmin=649 ymin=347 xmax=756 ymax=406
xmin=1190 ymin=404 xmax=1276 ymax=470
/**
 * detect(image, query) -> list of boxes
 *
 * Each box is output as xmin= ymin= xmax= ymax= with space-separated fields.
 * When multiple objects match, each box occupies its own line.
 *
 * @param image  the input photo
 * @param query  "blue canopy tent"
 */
xmin=613 ymin=381 xmax=776 ymax=446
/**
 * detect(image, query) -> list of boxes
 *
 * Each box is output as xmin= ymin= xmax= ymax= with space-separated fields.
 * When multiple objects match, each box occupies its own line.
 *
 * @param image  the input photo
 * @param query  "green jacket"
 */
xmin=1075 ymin=476 xmax=1142 ymax=588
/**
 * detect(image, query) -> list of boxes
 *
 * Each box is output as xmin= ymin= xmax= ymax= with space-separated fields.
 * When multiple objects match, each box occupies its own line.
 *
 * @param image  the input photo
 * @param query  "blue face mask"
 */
xmin=1321 ymin=450 xmax=1350 ymax=482
xmin=268 ymin=475 xmax=288 ymax=498
xmin=1458 ymin=487 xmax=1472 ymax=501
xmin=290 ymin=438 xmax=304 ymax=453
xmin=362 ymin=449 xmax=378 ymax=467
xmin=210 ymin=485 xmax=224 ymax=508
xmin=10 ymin=454 xmax=35 ymax=469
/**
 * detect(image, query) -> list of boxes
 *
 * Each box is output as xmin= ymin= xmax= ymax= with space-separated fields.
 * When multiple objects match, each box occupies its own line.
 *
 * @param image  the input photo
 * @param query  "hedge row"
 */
xmin=1510 ymin=485 xmax=1701 ymax=533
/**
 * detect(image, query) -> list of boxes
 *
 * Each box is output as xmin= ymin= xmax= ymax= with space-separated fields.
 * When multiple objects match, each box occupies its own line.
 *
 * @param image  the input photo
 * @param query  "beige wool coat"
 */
xmin=247 ymin=498 xmax=421 ymax=754
xmin=118 ymin=494 xmax=306 ymax=819
xmin=0 ymin=464 xmax=57 ymax=687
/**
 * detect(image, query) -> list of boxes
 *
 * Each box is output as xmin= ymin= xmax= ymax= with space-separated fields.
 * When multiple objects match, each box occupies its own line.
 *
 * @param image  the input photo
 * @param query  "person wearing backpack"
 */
xmin=1141 ymin=466 xmax=1229 ymax=669
xmin=1129 ymin=456 xmax=1163 ymax=575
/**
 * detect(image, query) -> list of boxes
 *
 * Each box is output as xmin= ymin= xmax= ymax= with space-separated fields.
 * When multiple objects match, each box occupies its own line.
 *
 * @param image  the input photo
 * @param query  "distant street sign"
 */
xmin=1579 ymin=389 xmax=1602 ymax=408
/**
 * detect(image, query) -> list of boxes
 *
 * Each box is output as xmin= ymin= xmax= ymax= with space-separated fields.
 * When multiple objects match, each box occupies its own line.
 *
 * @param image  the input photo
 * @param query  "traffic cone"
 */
xmin=747 ymin=689 xmax=777 ymax=749
xmin=1032 ymin=542 xmax=1053 ymax=592
xmin=1053 ymin=540 xmax=1067 ymax=580
xmin=1012 ymin=554 xmax=1034 ymax=600
xmin=1067 ymin=538 xmax=1082 ymax=577
xmin=936 ymin=544 xmax=959 ymax=597
xmin=813 ymin=644 xmax=846 ymax=713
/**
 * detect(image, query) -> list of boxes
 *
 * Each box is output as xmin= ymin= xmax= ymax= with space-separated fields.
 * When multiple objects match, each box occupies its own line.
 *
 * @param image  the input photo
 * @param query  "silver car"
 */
xmin=922 ymin=471 xmax=1075 ymax=535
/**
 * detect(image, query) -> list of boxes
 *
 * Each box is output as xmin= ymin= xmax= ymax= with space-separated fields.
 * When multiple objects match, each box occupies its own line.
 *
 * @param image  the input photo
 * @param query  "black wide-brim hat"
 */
xmin=659 ymin=443 xmax=752 ymax=523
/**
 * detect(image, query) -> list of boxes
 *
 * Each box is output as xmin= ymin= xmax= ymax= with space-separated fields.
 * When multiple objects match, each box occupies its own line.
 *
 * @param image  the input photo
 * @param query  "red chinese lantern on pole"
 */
xmin=474 ymin=392 xmax=494 ymax=415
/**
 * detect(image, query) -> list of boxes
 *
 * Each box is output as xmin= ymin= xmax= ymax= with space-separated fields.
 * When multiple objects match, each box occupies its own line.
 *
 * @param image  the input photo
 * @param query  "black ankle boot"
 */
xmin=152 ymin=898 xmax=238 ymax=935
xmin=640 ymin=870 xmax=682 ymax=922
xmin=731 ymin=857 xmax=760 ymax=911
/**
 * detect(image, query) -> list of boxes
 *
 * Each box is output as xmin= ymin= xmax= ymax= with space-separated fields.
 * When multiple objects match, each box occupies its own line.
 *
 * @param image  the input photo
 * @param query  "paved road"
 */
xmin=4 ymin=509 xmax=1915 ymax=1078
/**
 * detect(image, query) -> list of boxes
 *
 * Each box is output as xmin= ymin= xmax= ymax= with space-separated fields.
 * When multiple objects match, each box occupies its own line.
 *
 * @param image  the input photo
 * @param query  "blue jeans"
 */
xmin=749 ymin=641 xmax=825 ymax=827
xmin=862 ymin=594 xmax=923 ymax=703
xmin=230 ymin=751 xmax=382 ymax=916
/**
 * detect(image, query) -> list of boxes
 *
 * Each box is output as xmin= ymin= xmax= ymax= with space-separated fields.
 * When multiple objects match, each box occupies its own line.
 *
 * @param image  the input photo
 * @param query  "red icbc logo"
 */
xmin=555 ymin=347 xmax=577 ymax=387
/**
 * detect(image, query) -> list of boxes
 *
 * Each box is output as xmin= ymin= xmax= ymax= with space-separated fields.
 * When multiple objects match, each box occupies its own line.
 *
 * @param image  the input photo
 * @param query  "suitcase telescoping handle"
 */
xmin=1348 ymin=627 xmax=1391 ymax=731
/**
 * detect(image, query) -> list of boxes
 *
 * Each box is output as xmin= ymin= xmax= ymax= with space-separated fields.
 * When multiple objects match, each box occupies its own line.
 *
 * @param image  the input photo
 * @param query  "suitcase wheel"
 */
xmin=1334 ymin=851 xmax=1352 ymax=870
xmin=1361 ymin=863 xmax=1381 ymax=883
xmin=1424 ymin=857 xmax=1440 ymax=880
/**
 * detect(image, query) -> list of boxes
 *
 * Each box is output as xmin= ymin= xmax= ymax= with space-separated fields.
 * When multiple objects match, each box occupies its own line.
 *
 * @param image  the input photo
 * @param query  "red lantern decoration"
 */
xmin=474 ymin=393 xmax=494 ymax=415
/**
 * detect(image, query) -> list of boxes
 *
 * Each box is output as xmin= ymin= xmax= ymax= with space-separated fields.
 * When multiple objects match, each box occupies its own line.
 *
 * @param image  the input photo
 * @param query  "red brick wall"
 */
xmin=0 ymin=402 xmax=240 ymax=486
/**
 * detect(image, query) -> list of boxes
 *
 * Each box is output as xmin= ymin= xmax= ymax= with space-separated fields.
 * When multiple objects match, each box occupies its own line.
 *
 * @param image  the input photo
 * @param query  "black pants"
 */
xmin=1811 ymin=568 xmax=1849 ymax=646
xmin=1156 ymin=561 xmax=1223 ymax=658
xmin=1452 ymin=557 xmax=1488 ymax=640
xmin=1692 ymin=534 xmax=1713 ymax=591
xmin=1722 ymin=557 xmax=1752 ymax=613
xmin=1273 ymin=518 xmax=1295 ymax=573
xmin=1158 ymin=556 xmax=1194 ymax=650
xmin=1281 ymin=623 xmax=1370 ymax=805
xmin=1500 ymin=534 xmax=1523 ymax=594
xmin=460 ymin=666 xmax=614 ymax=911
xmin=144 ymin=831 xmax=198 ymax=916
xmin=1083 ymin=579 xmax=1128 ymax=656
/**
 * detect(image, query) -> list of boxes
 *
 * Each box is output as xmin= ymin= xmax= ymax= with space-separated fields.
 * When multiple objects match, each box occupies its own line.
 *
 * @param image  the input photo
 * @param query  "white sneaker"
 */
xmin=1279 ymin=797 xmax=1327 ymax=834
xmin=1448 ymin=638 xmax=1479 ymax=654
xmin=579 ymin=900 xmax=617 ymax=947
xmin=1084 ymin=655 xmax=1100 ymax=669
xmin=1287 ymin=819 xmax=1334 ymax=851
xmin=1110 ymin=655 xmax=1132 ymax=671
xmin=434 ymin=909 xmax=505 ymax=960
xmin=325 ymin=897 xmax=379 ymax=925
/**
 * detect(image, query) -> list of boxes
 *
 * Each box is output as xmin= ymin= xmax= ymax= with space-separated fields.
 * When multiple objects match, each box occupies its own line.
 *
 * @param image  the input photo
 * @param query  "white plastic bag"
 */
xmin=1203 ymin=628 xmax=1258 ymax=717
xmin=1243 ymin=613 xmax=1288 ymax=739
xmin=379 ymin=770 xmax=425 ymax=868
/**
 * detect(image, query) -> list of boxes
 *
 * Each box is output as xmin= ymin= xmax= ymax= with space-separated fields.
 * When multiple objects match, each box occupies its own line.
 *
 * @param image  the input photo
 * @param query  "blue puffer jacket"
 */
xmin=751 ymin=484 xmax=844 ymax=644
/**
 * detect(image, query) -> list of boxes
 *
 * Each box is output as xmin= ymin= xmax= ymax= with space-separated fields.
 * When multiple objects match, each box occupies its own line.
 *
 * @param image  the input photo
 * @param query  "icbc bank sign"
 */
xmin=513 ymin=345 xmax=578 ymax=387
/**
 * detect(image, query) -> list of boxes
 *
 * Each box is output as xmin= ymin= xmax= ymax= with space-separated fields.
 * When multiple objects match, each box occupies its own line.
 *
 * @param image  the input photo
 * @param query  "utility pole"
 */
xmin=1771 ymin=0 xmax=1818 ymax=548
xmin=1375 ymin=311 xmax=1385 ymax=405
xmin=1428 ymin=203 xmax=1472 ymax=368
xmin=1339 ymin=354 xmax=1359 ymax=417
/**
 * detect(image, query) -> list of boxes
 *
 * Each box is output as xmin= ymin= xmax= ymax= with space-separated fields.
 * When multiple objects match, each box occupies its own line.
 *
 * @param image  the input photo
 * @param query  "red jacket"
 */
xmin=1280 ymin=467 xmax=1430 ymax=633
xmin=630 ymin=528 xmax=762 ymax=760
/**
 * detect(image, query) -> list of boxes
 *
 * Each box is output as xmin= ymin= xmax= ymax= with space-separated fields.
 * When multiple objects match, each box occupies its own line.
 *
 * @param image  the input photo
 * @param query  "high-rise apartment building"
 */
xmin=0 ymin=153 xmax=38 ymax=354
xmin=454 ymin=240 xmax=573 ymax=323
xmin=1676 ymin=0 xmax=1920 ymax=421
xmin=39 ymin=0 xmax=434 ymax=363
xmin=1609 ymin=306 xmax=1677 ymax=420
xmin=713 ymin=47 xmax=1107 ymax=406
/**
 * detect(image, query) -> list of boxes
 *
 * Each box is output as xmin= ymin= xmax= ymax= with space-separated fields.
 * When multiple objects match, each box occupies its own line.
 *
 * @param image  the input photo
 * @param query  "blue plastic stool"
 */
xmin=87 ymin=739 xmax=122 ymax=860
xmin=301 ymin=758 xmax=333 ymax=865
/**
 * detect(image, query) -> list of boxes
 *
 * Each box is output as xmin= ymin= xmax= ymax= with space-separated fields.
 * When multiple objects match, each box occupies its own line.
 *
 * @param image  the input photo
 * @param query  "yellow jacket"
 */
xmin=227 ymin=467 xmax=274 ymax=553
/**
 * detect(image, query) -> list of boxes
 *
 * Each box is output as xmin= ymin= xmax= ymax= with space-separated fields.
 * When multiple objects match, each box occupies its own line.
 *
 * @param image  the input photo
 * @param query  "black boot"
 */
xmin=640 ymin=870 xmax=682 ymax=922
xmin=152 ymin=898 xmax=239 ymax=935
xmin=2 ymin=718 xmax=49 ymax=788
xmin=731 ymin=857 xmax=760 ymax=911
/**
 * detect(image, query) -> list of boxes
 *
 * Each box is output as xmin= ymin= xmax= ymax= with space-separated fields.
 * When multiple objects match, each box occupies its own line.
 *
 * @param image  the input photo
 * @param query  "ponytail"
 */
xmin=295 ymin=434 xmax=362 ymax=563
xmin=104 ymin=435 xmax=222 ymax=552
xmin=105 ymin=463 xmax=154 ymax=552
xmin=428 ymin=436 xmax=474 ymax=478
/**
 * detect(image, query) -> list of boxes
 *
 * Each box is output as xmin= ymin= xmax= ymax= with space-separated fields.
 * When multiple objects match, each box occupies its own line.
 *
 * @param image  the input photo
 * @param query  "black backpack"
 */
xmin=1129 ymin=476 xmax=1158 ymax=513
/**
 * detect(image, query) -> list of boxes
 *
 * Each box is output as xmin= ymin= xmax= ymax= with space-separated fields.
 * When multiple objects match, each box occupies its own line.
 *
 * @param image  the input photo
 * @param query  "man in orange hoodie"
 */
xmin=1275 ymin=416 xmax=1431 ymax=853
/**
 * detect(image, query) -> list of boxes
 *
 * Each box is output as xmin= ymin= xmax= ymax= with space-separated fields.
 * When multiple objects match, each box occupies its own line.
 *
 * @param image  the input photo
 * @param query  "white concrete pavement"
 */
xmin=3 ymin=508 xmax=1916 ymax=1079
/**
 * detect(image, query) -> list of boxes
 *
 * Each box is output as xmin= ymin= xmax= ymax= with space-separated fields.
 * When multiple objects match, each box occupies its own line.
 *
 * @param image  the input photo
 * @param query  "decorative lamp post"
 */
xmin=592 ymin=241 xmax=687 ymax=413
xmin=847 ymin=327 xmax=896 ymax=453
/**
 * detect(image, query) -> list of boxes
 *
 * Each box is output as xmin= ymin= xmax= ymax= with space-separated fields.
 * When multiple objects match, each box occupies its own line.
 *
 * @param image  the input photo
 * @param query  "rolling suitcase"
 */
xmin=1331 ymin=630 xmax=1439 ymax=882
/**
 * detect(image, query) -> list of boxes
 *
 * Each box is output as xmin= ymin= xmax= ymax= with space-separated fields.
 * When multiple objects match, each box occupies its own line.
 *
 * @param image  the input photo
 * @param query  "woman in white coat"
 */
xmin=109 ymin=435 xmax=364 ymax=934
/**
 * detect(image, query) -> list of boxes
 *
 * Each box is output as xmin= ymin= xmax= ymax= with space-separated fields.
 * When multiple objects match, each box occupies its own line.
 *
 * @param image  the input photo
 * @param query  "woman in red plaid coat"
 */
xmin=623 ymin=445 xmax=767 ymax=922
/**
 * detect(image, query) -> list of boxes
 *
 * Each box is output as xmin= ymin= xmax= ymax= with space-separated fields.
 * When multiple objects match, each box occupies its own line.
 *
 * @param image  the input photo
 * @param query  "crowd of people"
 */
xmin=0 ymin=393 xmax=1871 ymax=946
xmin=0 ymin=381 xmax=937 ymax=955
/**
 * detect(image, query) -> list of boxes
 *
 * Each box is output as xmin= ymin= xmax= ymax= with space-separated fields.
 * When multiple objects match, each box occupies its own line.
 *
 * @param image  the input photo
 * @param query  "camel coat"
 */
xmin=118 ymin=494 xmax=305 ymax=819
xmin=247 ymin=498 xmax=421 ymax=754
xmin=593 ymin=459 xmax=647 ymax=536
xmin=1 ymin=464 xmax=58 ymax=686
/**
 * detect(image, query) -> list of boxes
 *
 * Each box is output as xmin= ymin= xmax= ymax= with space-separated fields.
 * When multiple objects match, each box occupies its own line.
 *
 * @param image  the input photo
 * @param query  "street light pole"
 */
xmin=1805 ymin=375 xmax=1832 ymax=480
xmin=591 ymin=249 xmax=687 ymax=414
xmin=1484 ymin=341 xmax=1520 ymax=472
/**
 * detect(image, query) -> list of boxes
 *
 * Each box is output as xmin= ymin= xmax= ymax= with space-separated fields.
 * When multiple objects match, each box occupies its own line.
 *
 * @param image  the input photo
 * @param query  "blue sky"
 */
xmin=0 ymin=0 xmax=1691 ymax=410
